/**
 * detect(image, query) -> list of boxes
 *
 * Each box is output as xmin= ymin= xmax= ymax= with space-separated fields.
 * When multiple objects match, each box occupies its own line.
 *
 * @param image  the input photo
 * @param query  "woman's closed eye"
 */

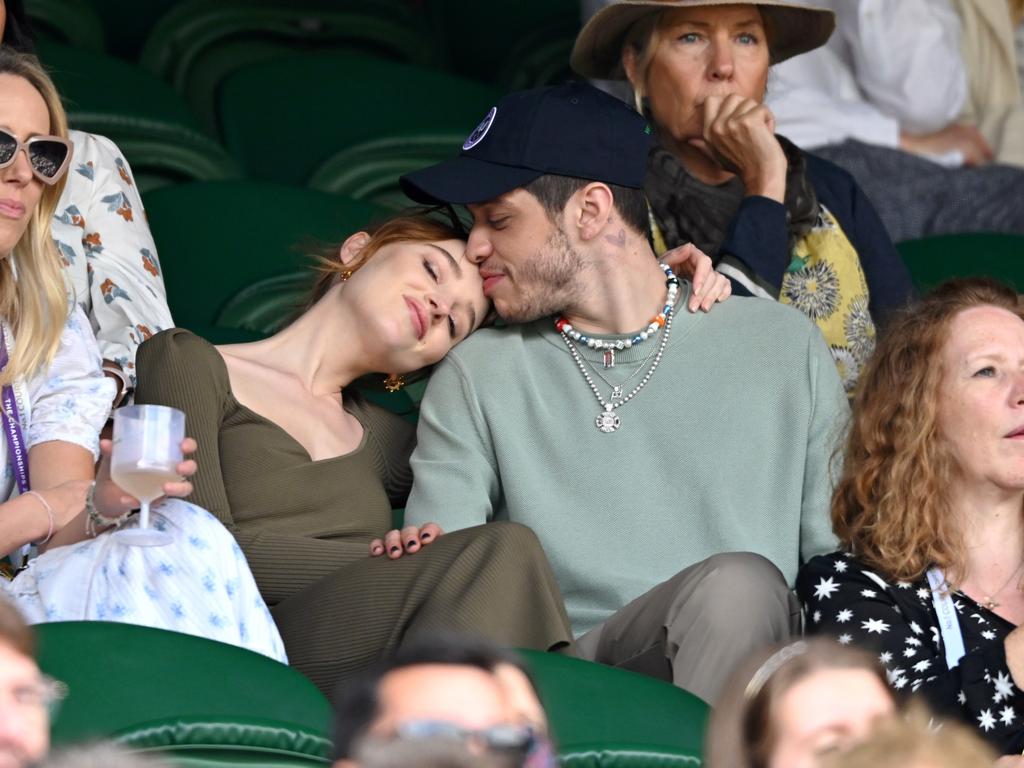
xmin=423 ymin=258 xmax=440 ymax=283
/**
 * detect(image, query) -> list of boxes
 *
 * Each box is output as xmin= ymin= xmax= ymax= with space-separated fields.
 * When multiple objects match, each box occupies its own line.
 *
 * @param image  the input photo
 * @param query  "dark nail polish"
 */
xmin=390 ymin=546 xmax=400 ymax=554
xmin=407 ymin=540 xmax=417 ymax=548
xmin=421 ymin=533 xmax=432 ymax=542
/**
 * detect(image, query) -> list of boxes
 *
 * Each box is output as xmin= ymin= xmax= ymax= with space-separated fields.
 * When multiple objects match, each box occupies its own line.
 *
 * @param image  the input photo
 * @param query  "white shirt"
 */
xmin=53 ymin=131 xmax=175 ymax=393
xmin=767 ymin=0 xmax=967 ymax=156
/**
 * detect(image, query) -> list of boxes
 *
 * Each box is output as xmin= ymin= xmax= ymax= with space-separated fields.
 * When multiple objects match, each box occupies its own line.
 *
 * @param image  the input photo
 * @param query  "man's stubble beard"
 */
xmin=496 ymin=225 xmax=586 ymax=324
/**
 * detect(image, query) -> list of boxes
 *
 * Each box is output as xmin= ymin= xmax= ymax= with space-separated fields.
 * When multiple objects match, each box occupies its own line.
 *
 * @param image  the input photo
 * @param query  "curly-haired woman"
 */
xmin=798 ymin=277 xmax=1024 ymax=754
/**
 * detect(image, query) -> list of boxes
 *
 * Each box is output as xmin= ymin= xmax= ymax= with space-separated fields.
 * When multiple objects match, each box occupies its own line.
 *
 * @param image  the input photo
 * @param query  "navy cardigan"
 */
xmin=717 ymin=151 xmax=916 ymax=326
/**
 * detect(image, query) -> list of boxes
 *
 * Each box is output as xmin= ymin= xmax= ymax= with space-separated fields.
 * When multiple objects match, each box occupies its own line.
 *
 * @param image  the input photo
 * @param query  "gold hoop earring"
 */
xmin=383 ymin=373 xmax=405 ymax=393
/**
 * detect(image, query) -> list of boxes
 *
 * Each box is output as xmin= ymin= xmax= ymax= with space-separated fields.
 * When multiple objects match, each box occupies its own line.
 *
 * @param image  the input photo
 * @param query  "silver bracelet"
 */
xmin=26 ymin=491 xmax=54 ymax=545
xmin=84 ymin=482 xmax=132 ymax=538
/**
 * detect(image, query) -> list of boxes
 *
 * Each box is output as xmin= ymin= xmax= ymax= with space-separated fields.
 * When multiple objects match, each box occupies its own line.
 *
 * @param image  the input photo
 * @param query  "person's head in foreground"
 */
xmin=300 ymin=211 xmax=491 ymax=382
xmin=0 ymin=46 xmax=73 ymax=383
xmin=705 ymin=638 xmax=897 ymax=768
xmin=400 ymin=82 xmax=654 ymax=324
xmin=331 ymin=634 xmax=553 ymax=768
xmin=833 ymin=277 xmax=1024 ymax=586
xmin=0 ymin=598 xmax=64 ymax=768
xmin=820 ymin=704 xmax=996 ymax=768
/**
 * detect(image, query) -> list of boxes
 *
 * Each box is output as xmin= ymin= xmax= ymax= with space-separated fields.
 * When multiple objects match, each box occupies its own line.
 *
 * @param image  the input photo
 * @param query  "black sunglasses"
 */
xmin=0 ymin=127 xmax=72 ymax=184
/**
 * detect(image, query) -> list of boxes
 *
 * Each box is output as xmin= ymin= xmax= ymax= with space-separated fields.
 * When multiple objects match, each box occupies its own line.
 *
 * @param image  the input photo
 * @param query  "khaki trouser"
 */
xmin=575 ymin=552 xmax=800 ymax=706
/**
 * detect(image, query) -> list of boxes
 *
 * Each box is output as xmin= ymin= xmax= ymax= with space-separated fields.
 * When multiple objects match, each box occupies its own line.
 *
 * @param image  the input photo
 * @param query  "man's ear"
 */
xmin=574 ymin=182 xmax=616 ymax=243
xmin=339 ymin=231 xmax=372 ymax=266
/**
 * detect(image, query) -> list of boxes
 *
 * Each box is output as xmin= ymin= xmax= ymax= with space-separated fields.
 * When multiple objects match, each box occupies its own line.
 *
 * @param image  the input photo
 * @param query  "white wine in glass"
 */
xmin=110 ymin=404 xmax=185 ymax=546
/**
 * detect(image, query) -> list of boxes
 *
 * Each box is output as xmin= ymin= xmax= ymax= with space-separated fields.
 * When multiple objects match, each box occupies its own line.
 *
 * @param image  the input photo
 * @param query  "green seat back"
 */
xmin=308 ymin=133 xmax=467 ymax=210
xmin=219 ymin=52 xmax=500 ymax=186
xmin=25 ymin=0 xmax=105 ymax=51
xmin=429 ymin=0 xmax=579 ymax=86
xmin=520 ymin=651 xmax=708 ymax=768
xmin=38 ymin=40 xmax=240 ymax=193
xmin=85 ymin=0 xmax=181 ymax=60
xmin=140 ymin=0 xmax=442 ymax=135
xmin=37 ymin=621 xmax=331 ymax=767
xmin=216 ymin=272 xmax=314 ymax=336
xmin=895 ymin=233 xmax=1024 ymax=294
xmin=143 ymin=181 xmax=385 ymax=331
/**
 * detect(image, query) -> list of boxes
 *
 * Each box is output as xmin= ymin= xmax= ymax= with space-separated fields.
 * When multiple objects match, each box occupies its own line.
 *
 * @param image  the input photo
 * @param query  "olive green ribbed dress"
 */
xmin=135 ymin=329 xmax=573 ymax=693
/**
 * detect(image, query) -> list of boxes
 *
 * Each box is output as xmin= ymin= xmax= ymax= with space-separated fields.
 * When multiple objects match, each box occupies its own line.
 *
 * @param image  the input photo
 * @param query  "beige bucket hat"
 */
xmin=571 ymin=0 xmax=835 ymax=80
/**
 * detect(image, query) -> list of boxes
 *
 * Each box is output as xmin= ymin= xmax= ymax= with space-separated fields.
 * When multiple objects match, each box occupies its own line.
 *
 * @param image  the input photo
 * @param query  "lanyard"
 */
xmin=0 ymin=331 xmax=28 ymax=494
xmin=927 ymin=567 xmax=966 ymax=670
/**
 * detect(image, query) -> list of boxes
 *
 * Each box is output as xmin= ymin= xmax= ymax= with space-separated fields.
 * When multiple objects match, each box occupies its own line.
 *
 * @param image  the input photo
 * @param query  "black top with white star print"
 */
xmin=798 ymin=552 xmax=1024 ymax=753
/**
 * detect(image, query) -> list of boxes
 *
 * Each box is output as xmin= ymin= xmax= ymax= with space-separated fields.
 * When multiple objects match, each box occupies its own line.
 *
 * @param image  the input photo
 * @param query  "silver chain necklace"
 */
xmin=574 ymin=331 xmax=663 ymax=404
xmin=560 ymin=312 xmax=673 ymax=433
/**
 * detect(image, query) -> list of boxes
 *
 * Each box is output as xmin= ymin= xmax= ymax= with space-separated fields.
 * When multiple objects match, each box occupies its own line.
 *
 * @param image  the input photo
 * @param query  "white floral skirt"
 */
xmin=2 ymin=499 xmax=287 ymax=664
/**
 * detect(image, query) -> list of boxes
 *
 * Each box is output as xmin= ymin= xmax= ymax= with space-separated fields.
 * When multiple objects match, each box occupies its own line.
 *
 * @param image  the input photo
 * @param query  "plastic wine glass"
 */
xmin=109 ymin=404 xmax=185 ymax=546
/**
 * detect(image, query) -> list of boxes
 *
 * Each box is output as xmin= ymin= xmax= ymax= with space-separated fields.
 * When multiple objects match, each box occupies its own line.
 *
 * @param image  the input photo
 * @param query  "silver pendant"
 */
xmin=603 ymin=349 xmax=615 ymax=369
xmin=595 ymin=410 xmax=620 ymax=433
xmin=610 ymin=386 xmax=623 ymax=402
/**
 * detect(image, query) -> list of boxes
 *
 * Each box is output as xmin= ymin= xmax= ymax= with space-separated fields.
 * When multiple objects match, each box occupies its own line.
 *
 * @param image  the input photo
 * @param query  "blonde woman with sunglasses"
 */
xmin=0 ymin=48 xmax=286 ymax=662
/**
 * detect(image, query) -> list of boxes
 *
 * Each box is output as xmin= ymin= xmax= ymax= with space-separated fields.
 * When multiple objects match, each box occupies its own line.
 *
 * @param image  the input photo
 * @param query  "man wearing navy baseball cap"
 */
xmin=377 ymin=82 xmax=847 ymax=704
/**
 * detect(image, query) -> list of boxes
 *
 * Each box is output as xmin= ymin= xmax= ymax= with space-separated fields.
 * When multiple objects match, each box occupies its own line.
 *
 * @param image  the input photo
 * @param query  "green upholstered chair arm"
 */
xmin=37 ymin=621 xmax=331 ymax=764
xmin=558 ymin=744 xmax=702 ymax=768
xmin=519 ymin=651 xmax=709 ymax=767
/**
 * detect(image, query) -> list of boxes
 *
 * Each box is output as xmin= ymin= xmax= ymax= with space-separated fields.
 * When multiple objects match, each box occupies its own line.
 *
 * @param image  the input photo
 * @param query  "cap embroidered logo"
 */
xmin=463 ymin=107 xmax=497 ymax=150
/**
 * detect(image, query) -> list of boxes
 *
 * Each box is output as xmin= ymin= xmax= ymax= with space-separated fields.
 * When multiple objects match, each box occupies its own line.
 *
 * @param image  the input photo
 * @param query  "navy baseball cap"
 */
xmin=400 ymin=82 xmax=653 ymax=206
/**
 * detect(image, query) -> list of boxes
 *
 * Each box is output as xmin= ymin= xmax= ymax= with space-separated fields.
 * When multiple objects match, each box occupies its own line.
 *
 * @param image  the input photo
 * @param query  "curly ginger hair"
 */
xmin=833 ymin=277 xmax=1024 ymax=584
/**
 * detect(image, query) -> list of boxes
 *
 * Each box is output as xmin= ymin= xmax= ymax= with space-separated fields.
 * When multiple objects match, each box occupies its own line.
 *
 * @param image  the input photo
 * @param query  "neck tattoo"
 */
xmin=555 ymin=263 xmax=680 ymax=369
xmin=558 ymin=265 xmax=680 ymax=433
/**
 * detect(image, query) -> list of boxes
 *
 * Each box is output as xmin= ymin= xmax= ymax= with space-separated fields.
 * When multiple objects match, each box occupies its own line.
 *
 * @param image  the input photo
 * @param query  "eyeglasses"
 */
xmin=0 ymin=127 xmax=72 ymax=185
xmin=393 ymin=721 xmax=540 ymax=758
xmin=4 ymin=674 xmax=68 ymax=717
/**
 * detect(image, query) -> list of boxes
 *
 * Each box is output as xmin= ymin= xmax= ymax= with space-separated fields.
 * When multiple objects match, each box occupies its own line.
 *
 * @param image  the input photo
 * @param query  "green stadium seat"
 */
xmin=38 ymin=621 xmax=331 ymax=767
xmin=142 ymin=181 xmax=386 ymax=332
xmin=140 ymin=0 xmax=442 ymax=135
xmin=307 ymin=133 xmax=467 ymax=210
xmin=521 ymin=650 xmax=708 ymax=768
xmin=215 ymin=272 xmax=313 ymax=337
xmin=25 ymin=0 xmax=105 ymax=51
xmin=37 ymin=40 xmax=240 ymax=192
xmin=218 ymin=52 xmax=500 ymax=186
xmin=81 ymin=0 xmax=181 ymax=60
xmin=429 ymin=0 xmax=579 ymax=87
xmin=895 ymin=233 xmax=1024 ymax=294
xmin=38 ymin=621 xmax=707 ymax=768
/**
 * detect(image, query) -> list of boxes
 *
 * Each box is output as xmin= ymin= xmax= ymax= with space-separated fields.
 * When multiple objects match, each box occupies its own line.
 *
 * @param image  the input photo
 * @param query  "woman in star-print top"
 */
xmin=797 ymin=278 xmax=1024 ymax=754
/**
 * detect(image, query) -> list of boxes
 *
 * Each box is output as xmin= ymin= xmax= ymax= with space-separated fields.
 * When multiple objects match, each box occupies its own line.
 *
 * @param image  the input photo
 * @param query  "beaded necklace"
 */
xmin=555 ymin=263 xmax=680 ymax=368
xmin=558 ymin=266 xmax=680 ymax=433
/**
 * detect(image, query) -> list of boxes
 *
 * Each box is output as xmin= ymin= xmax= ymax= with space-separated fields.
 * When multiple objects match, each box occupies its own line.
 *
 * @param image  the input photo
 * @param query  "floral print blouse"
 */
xmin=53 ymin=131 xmax=174 ymax=394
xmin=799 ymin=551 xmax=1024 ymax=753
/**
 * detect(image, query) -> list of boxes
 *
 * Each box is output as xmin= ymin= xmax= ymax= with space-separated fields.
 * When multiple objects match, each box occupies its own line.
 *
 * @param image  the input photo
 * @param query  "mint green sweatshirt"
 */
xmin=406 ymin=293 xmax=846 ymax=637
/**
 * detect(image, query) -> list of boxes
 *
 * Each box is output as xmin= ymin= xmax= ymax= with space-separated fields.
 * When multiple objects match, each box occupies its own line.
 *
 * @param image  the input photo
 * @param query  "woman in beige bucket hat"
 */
xmin=572 ymin=0 xmax=916 ymax=394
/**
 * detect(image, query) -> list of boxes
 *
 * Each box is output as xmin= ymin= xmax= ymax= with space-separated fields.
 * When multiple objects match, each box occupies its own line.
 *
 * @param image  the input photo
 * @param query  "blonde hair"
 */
xmin=0 ymin=49 xmax=71 ymax=385
xmin=821 ymin=703 xmax=996 ymax=768
xmin=832 ymin=278 xmax=1024 ymax=584
xmin=706 ymin=639 xmax=892 ymax=768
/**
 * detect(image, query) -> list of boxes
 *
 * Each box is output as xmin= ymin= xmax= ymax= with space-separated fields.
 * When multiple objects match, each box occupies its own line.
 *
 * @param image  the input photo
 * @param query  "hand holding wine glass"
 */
xmin=96 ymin=405 xmax=197 ymax=545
